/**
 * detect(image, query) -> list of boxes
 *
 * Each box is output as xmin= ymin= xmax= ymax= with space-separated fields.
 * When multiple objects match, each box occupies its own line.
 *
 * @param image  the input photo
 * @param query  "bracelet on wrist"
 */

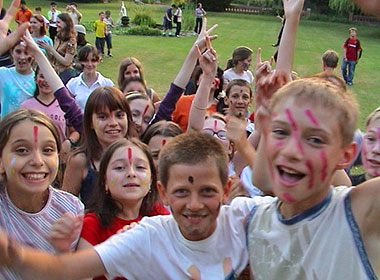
xmin=67 ymin=137 xmax=78 ymax=147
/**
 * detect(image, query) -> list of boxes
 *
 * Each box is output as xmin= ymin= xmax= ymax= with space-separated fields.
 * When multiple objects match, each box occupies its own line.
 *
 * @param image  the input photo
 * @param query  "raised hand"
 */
xmin=283 ymin=0 xmax=305 ymax=18
xmin=194 ymin=17 xmax=218 ymax=52
xmin=22 ymin=29 xmax=43 ymax=56
xmin=0 ymin=228 xmax=22 ymax=268
xmin=226 ymin=115 xmax=248 ymax=150
xmin=196 ymin=36 xmax=217 ymax=77
xmin=0 ymin=0 xmax=30 ymax=55
xmin=49 ymin=213 xmax=83 ymax=253
xmin=254 ymin=48 xmax=273 ymax=88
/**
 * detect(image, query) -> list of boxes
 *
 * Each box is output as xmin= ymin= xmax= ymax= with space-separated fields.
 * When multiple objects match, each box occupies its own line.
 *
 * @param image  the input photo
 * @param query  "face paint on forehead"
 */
xmin=127 ymin=147 xmax=132 ymax=166
xmin=188 ymin=176 xmax=194 ymax=184
xmin=142 ymin=104 xmax=150 ymax=118
xmin=161 ymin=139 xmax=166 ymax=147
xmin=33 ymin=126 xmax=38 ymax=150
xmin=213 ymin=120 xmax=217 ymax=132
xmin=304 ymin=109 xmax=319 ymax=127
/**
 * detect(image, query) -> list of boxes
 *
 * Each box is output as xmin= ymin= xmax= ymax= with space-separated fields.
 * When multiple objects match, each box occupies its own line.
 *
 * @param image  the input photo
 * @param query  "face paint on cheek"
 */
xmin=9 ymin=157 xmax=16 ymax=177
xmin=305 ymin=160 xmax=314 ymax=189
xmin=50 ymin=157 xmax=59 ymax=174
xmin=108 ymin=177 xmax=116 ymax=189
xmin=275 ymin=141 xmax=284 ymax=148
xmin=282 ymin=192 xmax=296 ymax=203
xmin=188 ymin=176 xmax=194 ymax=184
xmin=304 ymin=109 xmax=319 ymax=127
xmin=285 ymin=109 xmax=304 ymax=155
xmin=33 ymin=126 xmax=38 ymax=151
xmin=320 ymin=151 xmax=328 ymax=182
xmin=140 ymin=171 xmax=150 ymax=186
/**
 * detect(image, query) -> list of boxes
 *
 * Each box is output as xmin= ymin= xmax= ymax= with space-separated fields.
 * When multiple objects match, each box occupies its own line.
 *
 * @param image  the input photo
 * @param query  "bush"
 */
xmin=115 ymin=26 xmax=162 ymax=36
xmin=132 ymin=6 xmax=157 ymax=27
xmin=182 ymin=3 xmax=195 ymax=31
xmin=202 ymin=0 xmax=234 ymax=12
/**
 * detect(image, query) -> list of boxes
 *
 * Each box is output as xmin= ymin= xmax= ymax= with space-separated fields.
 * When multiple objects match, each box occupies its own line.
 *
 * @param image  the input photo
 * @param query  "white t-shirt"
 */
xmin=175 ymin=8 xmax=182 ymax=22
xmin=246 ymin=186 xmax=376 ymax=280
xmin=95 ymin=196 xmax=274 ymax=279
xmin=67 ymin=72 xmax=114 ymax=112
xmin=223 ymin=68 xmax=254 ymax=85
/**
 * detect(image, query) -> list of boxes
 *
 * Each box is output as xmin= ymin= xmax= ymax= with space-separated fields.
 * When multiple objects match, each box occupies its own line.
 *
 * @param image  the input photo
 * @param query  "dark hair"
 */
xmin=120 ymin=76 xmax=148 ymax=95
xmin=31 ymin=14 xmax=47 ymax=36
xmin=159 ymin=132 xmax=228 ymax=188
xmin=35 ymin=7 xmax=41 ymax=11
xmin=87 ymin=138 xmax=159 ymax=228
xmin=225 ymin=46 xmax=252 ymax=70
xmin=141 ymin=120 xmax=183 ymax=145
xmin=73 ymin=87 xmax=137 ymax=162
xmin=117 ymin=57 xmax=146 ymax=89
xmin=322 ymin=50 xmax=339 ymax=68
xmin=0 ymin=109 xmax=61 ymax=156
xmin=225 ymin=79 xmax=252 ymax=98
xmin=78 ymin=45 xmax=100 ymax=62
xmin=50 ymin=2 xmax=56 ymax=6
xmin=76 ymin=32 xmax=87 ymax=47
xmin=57 ymin=13 xmax=76 ymax=42
xmin=20 ymin=0 xmax=26 ymax=5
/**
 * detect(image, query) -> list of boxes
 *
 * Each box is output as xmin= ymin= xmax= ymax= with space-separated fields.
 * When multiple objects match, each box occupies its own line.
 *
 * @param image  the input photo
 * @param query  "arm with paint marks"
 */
xmin=152 ymin=18 xmax=218 ymax=123
xmin=187 ymin=40 xmax=217 ymax=132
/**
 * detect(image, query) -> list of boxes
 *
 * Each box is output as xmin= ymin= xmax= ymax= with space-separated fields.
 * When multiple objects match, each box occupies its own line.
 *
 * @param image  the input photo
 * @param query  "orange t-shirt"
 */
xmin=15 ymin=8 xmax=33 ymax=23
xmin=172 ymin=95 xmax=217 ymax=131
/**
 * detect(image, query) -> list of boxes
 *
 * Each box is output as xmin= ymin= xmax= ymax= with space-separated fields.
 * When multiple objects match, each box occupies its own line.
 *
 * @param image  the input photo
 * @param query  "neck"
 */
xmin=323 ymin=67 xmax=335 ymax=73
xmin=37 ymin=92 xmax=55 ymax=104
xmin=7 ymin=187 xmax=49 ymax=213
xmin=32 ymin=30 xmax=42 ymax=38
xmin=233 ymin=66 xmax=244 ymax=74
xmin=83 ymin=72 xmax=97 ymax=86
xmin=117 ymin=199 xmax=143 ymax=220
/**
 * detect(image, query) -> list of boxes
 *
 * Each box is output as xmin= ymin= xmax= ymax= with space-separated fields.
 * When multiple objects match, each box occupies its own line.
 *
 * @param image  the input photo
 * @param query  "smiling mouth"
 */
xmin=368 ymin=159 xmax=380 ymax=167
xmin=106 ymin=130 xmax=121 ymax=135
xmin=122 ymin=183 xmax=140 ymax=188
xmin=277 ymin=166 xmax=305 ymax=187
xmin=22 ymin=173 xmax=48 ymax=181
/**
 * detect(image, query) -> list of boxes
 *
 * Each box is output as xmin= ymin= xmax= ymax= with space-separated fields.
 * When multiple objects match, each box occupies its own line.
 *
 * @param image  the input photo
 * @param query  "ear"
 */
xmin=0 ymin=157 xmax=4 ymax=174
xmin=335 ymin=141 xmax=357 ymax=170
xmin=222 ymin=177 xmax=232 ymax=204
xmin=224 ymin=96 xmax=229 ymax=106
xmin=157 ymin=181 xmax=169 ymax=206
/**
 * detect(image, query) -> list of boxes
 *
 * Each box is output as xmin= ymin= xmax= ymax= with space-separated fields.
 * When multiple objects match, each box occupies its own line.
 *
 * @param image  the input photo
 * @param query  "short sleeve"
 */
xmin=81 ymin=213 xmax=102 ymax=246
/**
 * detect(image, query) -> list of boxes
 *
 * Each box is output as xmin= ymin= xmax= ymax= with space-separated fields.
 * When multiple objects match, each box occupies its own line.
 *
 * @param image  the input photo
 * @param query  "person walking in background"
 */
xmin=174 ymin=4 xmax=182 ymax=37
xmin=162 ymin=4 xmax=176 ymax=37
xmin=94 ymin=11 xmax=106 ymax=57
xmin=66 ymin=2 xmax=82 ymax=25
xmin=341 ymin=27 xmax=361 ymax=86
xmin=104 ymin=10 xmax=114 ymax=57
xmin=47 ymin=1 xmax=61 ymax=43
xmin=14 ymin=0 xmax=32 ymax=25
xmin=194 ymin=3 xmax=206 ymax=34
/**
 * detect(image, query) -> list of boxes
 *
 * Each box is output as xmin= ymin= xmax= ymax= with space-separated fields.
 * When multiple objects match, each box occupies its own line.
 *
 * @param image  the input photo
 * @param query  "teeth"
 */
xmin=24 ymin=173 xmax=45 ymax=180
xmin=281 ymin=167 xmax=300 ymax=175
xmin=107 ymin=130 xmax=120 ymax=134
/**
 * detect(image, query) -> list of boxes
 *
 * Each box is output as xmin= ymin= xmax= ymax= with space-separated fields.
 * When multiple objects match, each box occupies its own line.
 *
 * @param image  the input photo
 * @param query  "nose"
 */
xmin=372 ymin=140 xmax=380 ymax=155
xmin=281 ymin=134 xmax=304 ymax=162
xmin=126 ymin=165 xmax=137 ymax=178
xmin=30 ymin=150 xmax=44 ymax=167
xmin=186 ymin=193 xmax=203 ymax=211
xmin=108 ymin=114 xmax=118 ymax=126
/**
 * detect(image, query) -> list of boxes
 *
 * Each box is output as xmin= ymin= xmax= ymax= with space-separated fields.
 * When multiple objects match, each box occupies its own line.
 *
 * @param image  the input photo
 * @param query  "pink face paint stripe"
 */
xmin=33 ymin=126 xmax=38 ymax=150
xmin=127 ymin=147 xmax=132 ymax=166
xmin=283 ymin=192 xmax=296 ymax=203
xmin=320 ymin=151 xmax=328 ymax=182
xmin=285 ymin=109 xmax=304 ymax=155
xmin=213 ymin=120 xmax=217 ymax=132
xmin=275 ymin=141 xmax=284 ymax=148
xmin=142 ymin=104 xmax=150 ymax=118
xmin=304 ymin=109 xmax=319 ymax=127
xmin=306 ymin=160 xmax=314 ymax=189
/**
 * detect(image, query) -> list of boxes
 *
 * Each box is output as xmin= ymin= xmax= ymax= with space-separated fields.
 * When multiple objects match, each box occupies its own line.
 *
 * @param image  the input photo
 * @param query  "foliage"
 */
xmin=328 ymin=0 xmax=357 ymax=13
xmin=132 ymin=6 xmax=157 ymax=27
xmin=307 ymin=13 xmax=349 ymax=23
xmin=201 ymin=0 xmax=234 ymax=12
xmin=182 ymin=2 xmax=195 ymax=31
xmin=115 ymin=25 xmax=162 ymax=35
xmin=61 ymin=0 xmax=114 ymax=2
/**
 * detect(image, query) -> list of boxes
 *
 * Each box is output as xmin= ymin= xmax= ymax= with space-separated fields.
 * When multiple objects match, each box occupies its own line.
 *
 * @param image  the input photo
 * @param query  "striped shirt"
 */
xmin=0 ymin=186 xmax=84 ymax=279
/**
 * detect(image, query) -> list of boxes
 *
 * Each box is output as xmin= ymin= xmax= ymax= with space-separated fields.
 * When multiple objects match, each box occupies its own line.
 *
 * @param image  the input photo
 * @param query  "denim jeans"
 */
xmin=341 ymin=60 xmax=356 ymax=84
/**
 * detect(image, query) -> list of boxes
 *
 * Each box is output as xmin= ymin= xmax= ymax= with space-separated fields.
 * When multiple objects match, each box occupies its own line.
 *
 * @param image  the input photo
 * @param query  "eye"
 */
xmin=97 ymin=114 xmax=106 ymax=120
xmin=307 ymin=136 xmax=325 ymax=145
xmin=16 ymin=147 xmax=29 ymax=154
xmin=201 ymin=187 xmax=217 ymax=196
xmin=365 ymin=135 xmax=376 ymax=142
xmin=43 ymin=147 xmax=56 ymax=153
xmin=143 ymin=117 xmax=151 ymax=124
xmin=116 ymin=112 xmax=126 ymax=118
xmin=174 ymin=189 xmax=188 ymax=197
xmin=114 ymin=165 xmax=126 ymax=171
xmin=272 ymin=128 xmax=288 ymax=137
xmin=136 ymin=165 xmax=147 ymax=170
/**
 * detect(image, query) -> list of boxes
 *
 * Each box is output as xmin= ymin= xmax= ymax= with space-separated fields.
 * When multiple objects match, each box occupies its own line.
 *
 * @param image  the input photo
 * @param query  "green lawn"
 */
xmin=4 ymin=0 xmax=380 ymax=128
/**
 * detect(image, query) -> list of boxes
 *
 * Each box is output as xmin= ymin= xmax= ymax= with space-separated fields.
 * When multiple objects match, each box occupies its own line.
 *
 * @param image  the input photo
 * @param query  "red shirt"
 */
xmin=343 ymin=37 xmax=361 ymax=62
xmin=15 ymin=8 xmax=33 ymax=23
xmin=81 ymin=203 xmax=170 ymax=280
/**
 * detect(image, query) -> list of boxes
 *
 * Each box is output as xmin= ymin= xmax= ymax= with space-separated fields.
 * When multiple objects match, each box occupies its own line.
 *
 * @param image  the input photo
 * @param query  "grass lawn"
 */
xmin=4 ymin=0 xmax=380 ymax=128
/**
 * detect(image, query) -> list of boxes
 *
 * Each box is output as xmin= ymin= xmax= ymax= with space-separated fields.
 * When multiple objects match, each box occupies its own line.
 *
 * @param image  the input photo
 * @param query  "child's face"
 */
xmin=129 ymin=99 xmax=154 ymax=137
xmin=237 ymin=55 xmax=252 ymax=71
xmin=267 ymin=96 xmax=355 ymax=208
xmin=203 ymin=117 xmax=233 ymax=158
xmin=91 ymin=107 xmax=128 ymax=149
xmin=225 ymin=85 xmax=252 ymax=119
xmin=123 ymin=81 xmax=146 ymax=96
xmin=30 ymin=17 xmax=43 ymax=32
xmin=12 ymin=44 xmax=33 ymax=74
xmin=124 ymin=64 xmax=140 ymax=79
xmin=56 ymin=18 xmax=65 ymax=32
xmin=36 ymin=72 xmax=52 ymax=94
xmin=80 ymin=52 xmax=100 ymax=74
xmin=99 ymin=13 xmax=105 ymax=20
xmin=362 ymin=118 xmax=380 ymax=179
xmin=158 ymin=160 xmax=230 ymax=241
xmin=148 ymin=135 xmax=173 ymax=170
xmin=0 ymin=120 xmax=58 ymax=197
xmin=350 ymin=29 xmax=357 ymax=37
xmin=105 ymin=145 xmax=151 ymax=204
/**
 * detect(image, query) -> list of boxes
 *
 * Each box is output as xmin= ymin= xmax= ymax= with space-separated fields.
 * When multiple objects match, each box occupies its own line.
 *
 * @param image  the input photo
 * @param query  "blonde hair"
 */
xmin=269 ymin=78 xmax=358 ymax=147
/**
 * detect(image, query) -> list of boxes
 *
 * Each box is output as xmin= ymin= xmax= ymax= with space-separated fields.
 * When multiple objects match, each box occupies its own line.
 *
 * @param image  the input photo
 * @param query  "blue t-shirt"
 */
xmin=33 ymin=36 xmax=53 ymax=55
xmin=0 ymin=67 xmax=36 ymax=118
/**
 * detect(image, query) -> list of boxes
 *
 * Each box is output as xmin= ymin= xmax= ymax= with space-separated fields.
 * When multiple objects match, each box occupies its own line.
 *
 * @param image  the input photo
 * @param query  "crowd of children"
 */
xmin=0 ymin=0 xmax=379 ymax=279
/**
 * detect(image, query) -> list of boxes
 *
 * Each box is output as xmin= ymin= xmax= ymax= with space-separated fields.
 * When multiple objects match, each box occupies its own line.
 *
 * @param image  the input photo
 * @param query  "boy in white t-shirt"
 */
xmin=0 ymin=131 xmax=273 ymax=279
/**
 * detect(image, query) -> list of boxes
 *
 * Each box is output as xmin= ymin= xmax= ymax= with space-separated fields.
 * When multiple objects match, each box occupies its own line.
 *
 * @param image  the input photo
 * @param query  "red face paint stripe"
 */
xmin=285 ymin=109 xmax=304 ymax=155
xmin=142 ymin=104 xmax=150 ymax=118
xmin=213 ymin=120 xmax=217 ymax=132
xmin=304 ymin=109 xmax=319 ymax=127
xmin=320 ymin=151 xmax=327 ymax=182
xmin=283 ymin=192 xmax=296 ymax=203
xmin=33 ymin=126 xmax=38 ymax=150
xmin=127 ymin=147 xmax=132 ymax=166
xmin=306 ymin=160 xmax=314 ymax=189
xmin=162 ymin=139 xmax=166 ymax=147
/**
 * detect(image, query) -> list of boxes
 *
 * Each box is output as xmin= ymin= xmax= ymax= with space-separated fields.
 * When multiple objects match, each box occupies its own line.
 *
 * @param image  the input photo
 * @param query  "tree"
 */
xmin=328 ymin=0 xmax=357 ymax=13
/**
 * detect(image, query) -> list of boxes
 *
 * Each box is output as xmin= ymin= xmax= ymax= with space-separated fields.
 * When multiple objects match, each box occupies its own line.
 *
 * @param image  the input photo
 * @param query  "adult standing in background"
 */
xmin=194 ymin=3 xmax=206 ymax=34
xmin=14 ymin=0 xmax=32 ymax=25
xmin=47 ymin=1 xmax=61 ymax=43
xmin=174 ymin=4 xmax=182 ymax=37
xmin=66 ymin=2 xmax=82 ymax=25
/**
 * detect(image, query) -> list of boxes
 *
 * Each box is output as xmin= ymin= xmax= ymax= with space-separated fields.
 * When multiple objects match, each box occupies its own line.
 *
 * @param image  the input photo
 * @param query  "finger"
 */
xmin=255 ymin=48 xmax=262 ymax=66
xmin=194 ymin=44 xmax=202 ymax=57
xmin=3 ymin=0 xmax=20 ymax=25
xmin=205 ymin=36 xmax=211 ymax=50
xmin=269 ymin=56 xmax=274 ymax=68
xmin=206 ymin=24 xmax=218 ymax=35
xmin=200 ymin=17 xmax=207 ymax=33
xmin=7 ymin=22 xmax=30 ymax=46
xmin=208 ymin=34 xmax=218 ymax=42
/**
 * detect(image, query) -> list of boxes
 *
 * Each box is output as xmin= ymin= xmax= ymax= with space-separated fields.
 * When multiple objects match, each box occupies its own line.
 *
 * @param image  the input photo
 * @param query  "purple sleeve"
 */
xmin=54 ymin=87 xmax=83 ymax=133
xmin=151 ymin=83 xmax=184 ymax=124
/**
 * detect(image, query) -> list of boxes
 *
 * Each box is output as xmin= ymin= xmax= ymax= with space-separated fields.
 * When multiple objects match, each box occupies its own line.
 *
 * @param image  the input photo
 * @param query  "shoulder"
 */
xmin=67 ymin=151 xmax=88 ymax=169
xmin=49 ymin=187 xmax=85 ymax=213
xmin=97 ymin=74 xmax=114 ymax=86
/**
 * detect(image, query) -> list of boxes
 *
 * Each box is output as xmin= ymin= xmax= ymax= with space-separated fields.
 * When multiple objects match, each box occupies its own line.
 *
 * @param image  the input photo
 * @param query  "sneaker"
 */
xmin=176 ymin=35 xmax=180 ymax=38
xmin=107 ymin=54 xmax=113 ymax=57
xmin=347 ymin=82 xmax=353 ymax=86
xmin=162 ymin=32 xmax=166 ymax=36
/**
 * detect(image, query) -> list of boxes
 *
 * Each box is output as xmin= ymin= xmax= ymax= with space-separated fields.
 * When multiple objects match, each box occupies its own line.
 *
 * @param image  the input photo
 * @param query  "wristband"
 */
xmin=67 ymin=137 xmax=77 ymax=147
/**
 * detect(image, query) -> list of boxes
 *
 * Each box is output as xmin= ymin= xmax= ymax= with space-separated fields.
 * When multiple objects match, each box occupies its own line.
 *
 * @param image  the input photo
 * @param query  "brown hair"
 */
xmin=225 ymin=46 xmax=252 ymax=70
xmin=141 ymin=120 xmax=183 ymax=145
xmin=269 ymin=78 xmax=358 ymax=147
xmin=57 ymin=13 xmax=76 ymax=42
xmin=159 ymin=132 xmax=228 ymax=188
xmin=365 ymin=107 xmax=380 ymax=128
xmin=225 ymin=79 xmax=252 ymax=98
xmin=31 ymin=14 xmax=47 ymax=36
xmin=87 ymin=138 xmax=159 ymax=228
xmin=74 ymin=87 xmax=137 ymax=162
xmin=118 ymin=57 xmax=147 ymax=89
xmin=321 ymin=50 xmax=339 ymax=68
xmin=78 ymin=45 xmax=100 ymax=62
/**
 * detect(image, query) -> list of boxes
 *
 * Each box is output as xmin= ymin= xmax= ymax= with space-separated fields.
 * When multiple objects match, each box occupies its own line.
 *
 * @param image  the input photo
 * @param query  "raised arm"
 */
xmin=153 ymin=18 xmax=217 ymax=123
xmin=0 ymin=0 xmax=30 ymax=55
xmin=187 ymin=38 xmax=217 ymax=132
